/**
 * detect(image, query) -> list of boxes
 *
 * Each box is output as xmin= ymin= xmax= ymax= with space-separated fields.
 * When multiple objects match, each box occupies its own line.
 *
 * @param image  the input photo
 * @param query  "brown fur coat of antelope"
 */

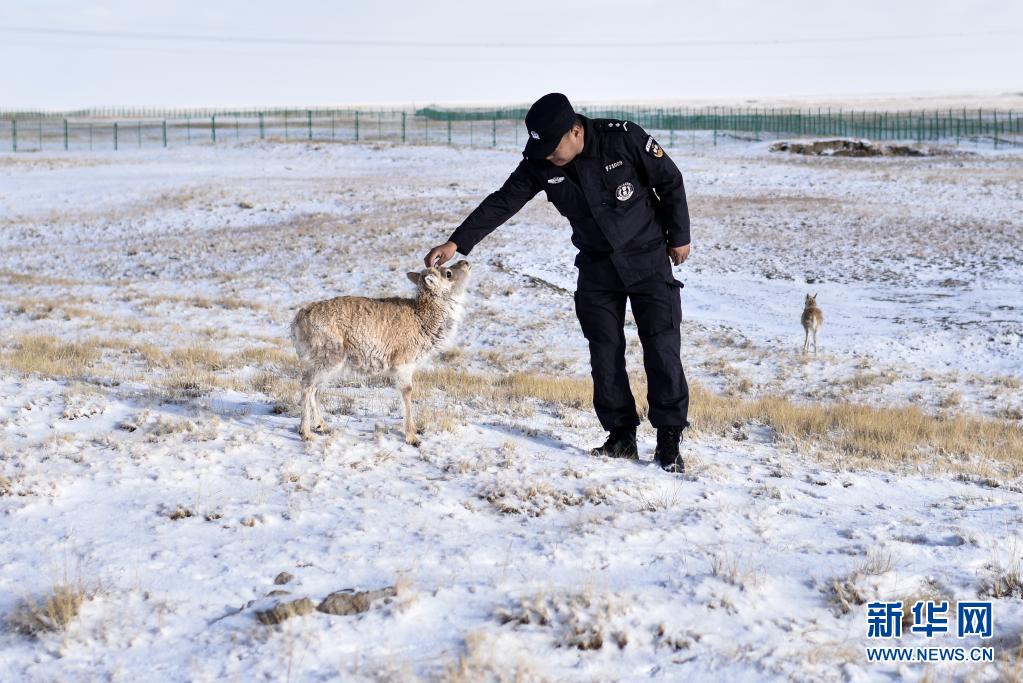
xmin=801 ymin=293 xmax=823 ymax=354
xmin=290 ymin=261 xmax=472 ymax=445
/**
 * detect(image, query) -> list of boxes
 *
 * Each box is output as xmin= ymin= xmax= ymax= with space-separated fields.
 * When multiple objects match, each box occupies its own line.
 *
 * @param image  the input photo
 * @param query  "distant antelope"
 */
xmin=801 ymin=293 xmax=823 ymax=354
xmin=290 ymin=261 xmax=472 ymax=445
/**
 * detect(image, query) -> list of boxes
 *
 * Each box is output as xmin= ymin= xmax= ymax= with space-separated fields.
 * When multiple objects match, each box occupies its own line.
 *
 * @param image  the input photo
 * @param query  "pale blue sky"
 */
xmin=1 ymin=0 xmax=1020 ymax=108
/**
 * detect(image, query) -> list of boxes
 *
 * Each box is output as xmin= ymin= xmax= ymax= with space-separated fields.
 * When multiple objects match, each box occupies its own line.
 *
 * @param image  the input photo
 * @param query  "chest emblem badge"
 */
xmin=548 ymin=176 xmax=565 ymax=184
xmin=615 ymin=182 xmax=634 ymax=201
xmin=530 ymin=130 xmax=541 ymax=139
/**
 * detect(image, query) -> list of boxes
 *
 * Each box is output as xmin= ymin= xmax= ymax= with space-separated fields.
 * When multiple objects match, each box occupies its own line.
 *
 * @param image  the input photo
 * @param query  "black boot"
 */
xmin=654 ymin=427 xmax=684 ymax=473
xmin=590 ymin=427 xmax=638 ymax=459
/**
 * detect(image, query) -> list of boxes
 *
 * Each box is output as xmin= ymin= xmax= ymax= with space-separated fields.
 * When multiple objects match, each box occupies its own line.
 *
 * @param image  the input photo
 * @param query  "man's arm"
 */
xmin=625 ymin=123 xmax=691 ymax=249
xmin=447 ymin=159 xmax=541 ymax=256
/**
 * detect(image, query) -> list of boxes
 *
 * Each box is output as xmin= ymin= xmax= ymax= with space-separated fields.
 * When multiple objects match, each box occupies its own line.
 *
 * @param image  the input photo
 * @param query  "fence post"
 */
xmin=211 ymin=115 xmax=216 ymax=143
xmin=330 ymin=111 xmax=335 ymax=140
xmin=307 ymin=110 xmax=312 ymax=140
xmin=259 ymin=112 xmax=265 ymax=140
xmin=11 ymin=119 xmax=16 ymax=152
xmin=354 ymin=111 xmax=360 ymax=141
xmin=993 ymin=110 xmax=998 ymax=150
xmin=492 ymin=117 xmax=496 ymax=147
xmin=162 ymin=120 xmax=167 ymax=148
xmin=447 ymin=116 xmax=452 ymax=145
xmin=402 ymin=112 xmax=406 ymax=143
xmin=63 ymin=119 xmax=69 ymax=151
xmin=38 ymin=118 xmax=42 ymax=150
xmin=114 ymin=122 xmax=119 ymax=150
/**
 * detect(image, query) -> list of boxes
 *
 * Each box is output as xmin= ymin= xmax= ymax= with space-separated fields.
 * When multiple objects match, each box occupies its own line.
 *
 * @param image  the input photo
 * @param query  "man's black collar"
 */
xmin=578 ymin=114 xmax=598 ymax=159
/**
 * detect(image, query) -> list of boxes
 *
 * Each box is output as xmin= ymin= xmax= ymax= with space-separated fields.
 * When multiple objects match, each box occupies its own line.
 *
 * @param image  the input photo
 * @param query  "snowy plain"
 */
xmin=0 ymin=135 xmax=1022 ymax=681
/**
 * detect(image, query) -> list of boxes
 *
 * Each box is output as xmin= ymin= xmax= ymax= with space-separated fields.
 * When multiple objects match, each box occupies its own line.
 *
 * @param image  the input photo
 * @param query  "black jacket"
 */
xmin=448 ymin=115 xmax=690 ymax=285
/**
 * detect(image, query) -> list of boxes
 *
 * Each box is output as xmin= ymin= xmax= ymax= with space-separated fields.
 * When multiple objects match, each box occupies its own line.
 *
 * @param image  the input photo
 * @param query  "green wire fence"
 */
xmin=1 ymin=105 xmax=1019 ymax=153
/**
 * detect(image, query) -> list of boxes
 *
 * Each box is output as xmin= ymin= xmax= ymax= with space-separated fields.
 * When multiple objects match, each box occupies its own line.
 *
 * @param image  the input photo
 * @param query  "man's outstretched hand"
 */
xmin=424 ymin=241 xmax=458 ymax=268
xmin=668 ymin=244 xmax=691 ymax=266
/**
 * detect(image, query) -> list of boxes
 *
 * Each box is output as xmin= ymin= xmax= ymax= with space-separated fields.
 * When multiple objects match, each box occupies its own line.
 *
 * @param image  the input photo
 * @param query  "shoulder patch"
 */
xmin=644 ymin=135 xmax=664 ymax=159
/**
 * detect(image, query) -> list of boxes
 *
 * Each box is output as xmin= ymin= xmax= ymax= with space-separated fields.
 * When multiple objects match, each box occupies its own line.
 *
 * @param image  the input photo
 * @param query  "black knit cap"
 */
xmin=523 ymin=93 xmax=577 ymax=159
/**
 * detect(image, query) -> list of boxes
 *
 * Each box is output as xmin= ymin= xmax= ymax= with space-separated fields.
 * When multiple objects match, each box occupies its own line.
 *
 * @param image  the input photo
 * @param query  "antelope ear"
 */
xmin=423 ymin=273 xmax=440 ymax=289
xmin=406 ymin=272 xmax=421 ymax=285
xmin=813 ymin=292 xmax=818 ymax=298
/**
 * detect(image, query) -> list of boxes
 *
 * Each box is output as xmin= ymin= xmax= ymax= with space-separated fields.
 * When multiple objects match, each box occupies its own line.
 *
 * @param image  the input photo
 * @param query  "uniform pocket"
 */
xmin=602 ymin=166 xmax=642 ymax=208
xmin=545 ymin=183 xmax=588 ymax=220
xmin=631 ymin=276 xmax=682 ymax=338
xmin=666 ymin=278 xmax=684 ymax=327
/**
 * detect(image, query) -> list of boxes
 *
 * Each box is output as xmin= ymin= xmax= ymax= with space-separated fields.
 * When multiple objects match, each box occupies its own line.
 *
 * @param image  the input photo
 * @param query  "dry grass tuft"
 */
xmin=825 ymin=549 xmax=893 ymax=614
xmin=441 ymin=630 xmax=535 ymax=683
xmin=8 ymin=583 xmax=89 ymax=637
xmin=997 ymin=638 xmax=1023 ymax=682
xmin=709 ymin=551 xmax=761 ymax=591
xmin=250 ymin=370 xmax=300 ymax=414
xmin=482 ymin=479 xmax=614 ymax=517
xmin=160 ymin=368 xmax=221 ymax=400
xmin=169 ymin=346 xmax=230 ymax=372
xmin=419 ymin=368 xmax=594 ymax=410
xmin=422 ymin=369 xmax=1022 ymax=478
xmin=0 ymin=334 xmax=101 ymax=379
xmin=980 ymin=557 xmax=1023 ymax=599
xmin=417 ymin=405 xmax=463 ymax=434
xmin=495 ymin=591 xmax=628 ymax=651
xmin=688 ymin=385 xmax=1023 ymax=477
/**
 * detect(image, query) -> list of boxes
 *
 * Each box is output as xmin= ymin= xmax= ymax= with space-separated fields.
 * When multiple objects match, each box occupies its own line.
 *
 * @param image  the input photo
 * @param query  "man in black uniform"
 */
xmin=424 ymin=93 xmax=691 ymax=472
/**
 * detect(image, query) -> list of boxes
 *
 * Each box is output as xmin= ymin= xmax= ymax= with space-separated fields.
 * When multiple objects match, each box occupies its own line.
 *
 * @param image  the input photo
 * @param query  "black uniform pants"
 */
xmin=573 ymin=257 xmax=690 ymax=431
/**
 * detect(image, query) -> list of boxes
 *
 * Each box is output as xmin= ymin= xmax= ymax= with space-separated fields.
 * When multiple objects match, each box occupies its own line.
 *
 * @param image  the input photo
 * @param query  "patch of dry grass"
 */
xmin=169 ymin=346 xmax=230 ymax=372
xmin=980 ymin=555 xmax=1023 ymax=599
xmin=249 ymin=370 xmax=300 ymax=414
xmin=495 ymin=591 xmax=628 ymax=651
xmin=417 ymin=405 xmax=463 ymax=434
xmin=687 ymin=386 xmax=1023 ymax=476
xmin=709 ymin=551 xmax=762 ymax=591
xmin=8 ymin=582 xmax=89 ymax=637
xmin=4 ymin=333 xmax=1018 ymax=477
xmin=424 ymin=369 xmax=1023 ymax=478
xmin=998 ymin=639 xmax=1023 ymax=683
xmin=0 ymin=334 xmax=298 ymax=395
xmin=7 ymin=297 xmax=96 ymax=321
xmin=825 ymin=549 xmax=893 ymax=614
xmin=139 ymin=292 xmax=271 ymax=312
xmin=481 ymin=478 xmax=614 ymax=517
xmin=0 ymin=269 xmax=84 ymax=286
xmin=842 ymin=370 xmax=899 ymax=391
xmin=160 ymin=367 xmax=222 ymax=400
xmin=441 ymin=630 xmax=536 ymax=683
xmin=0 ymin=334 xmax=101 ymax=379
xmin=418 ymin=368 xmax=594 ymax=410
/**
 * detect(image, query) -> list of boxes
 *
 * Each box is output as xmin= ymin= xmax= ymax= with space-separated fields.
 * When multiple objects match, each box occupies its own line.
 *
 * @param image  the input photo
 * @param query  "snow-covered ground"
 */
xmin=0 ymin=138 xmax=1021 ymax=681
